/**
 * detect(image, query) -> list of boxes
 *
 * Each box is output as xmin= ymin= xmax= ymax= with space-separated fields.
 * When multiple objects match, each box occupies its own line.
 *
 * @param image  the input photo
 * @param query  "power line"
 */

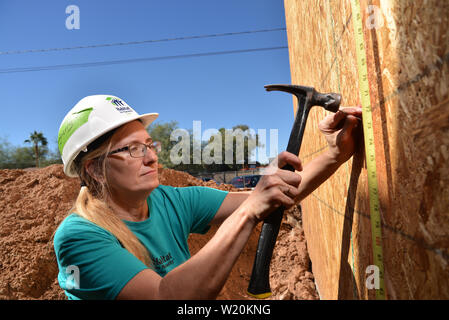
xmin=0 ymin=27 xmax=286 ymax=55
xmin=0 ymin=46 xmax=288 ymax=74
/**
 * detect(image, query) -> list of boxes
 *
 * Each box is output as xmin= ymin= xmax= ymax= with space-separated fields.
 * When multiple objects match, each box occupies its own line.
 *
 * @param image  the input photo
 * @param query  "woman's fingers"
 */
xmin=245 ymin=151 xmax=304 ymax=221
xmin=325 ymin=109 xmax=347 ymax=129
xmin=268 ymin=184 xmax=297 ymax=209
xmin=319 ymin=106 xmax=362 ymax=133
xmin=342 ymin=114 xmax=360 ymax=133
xmin=275 ymin=169 xmax=302 ymax=188
xmin=339 ymin=107 xmax=362 ymax=121
xmin=260 ymin=169 xmax=301 ymax=204
xmin=261 ymin=151 xmax=302 ymax=176
xmin=262 ymin=151 xmax=302 ymax=187
xmin=276 ymin=151 xmax=303 ymax=171
xmin=281 ymin=183 xmax=300 ymax=200
xmin=259 ymin=169 xmax=300 ymax=191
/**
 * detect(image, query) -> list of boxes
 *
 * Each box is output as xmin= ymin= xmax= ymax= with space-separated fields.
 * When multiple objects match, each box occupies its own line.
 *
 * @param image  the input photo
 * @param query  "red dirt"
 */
xmin=0 ymin=164 xmax=318 ymax=300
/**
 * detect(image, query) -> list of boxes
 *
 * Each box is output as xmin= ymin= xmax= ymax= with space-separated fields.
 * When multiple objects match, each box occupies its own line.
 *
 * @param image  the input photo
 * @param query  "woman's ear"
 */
xmin=85 ymin=159 xmax=105 ymax=184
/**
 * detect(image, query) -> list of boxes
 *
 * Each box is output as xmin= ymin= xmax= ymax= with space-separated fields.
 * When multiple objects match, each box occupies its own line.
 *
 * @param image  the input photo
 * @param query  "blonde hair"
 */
xmin=71 ymin=131 xmax=151 ymax=266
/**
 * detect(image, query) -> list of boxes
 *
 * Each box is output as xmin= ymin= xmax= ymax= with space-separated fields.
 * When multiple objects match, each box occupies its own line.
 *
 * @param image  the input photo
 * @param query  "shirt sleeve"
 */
xmin=176 ymin=186 xmax=229 ymax=234
xmin=53 ymin=215 xmax=149 ymax=300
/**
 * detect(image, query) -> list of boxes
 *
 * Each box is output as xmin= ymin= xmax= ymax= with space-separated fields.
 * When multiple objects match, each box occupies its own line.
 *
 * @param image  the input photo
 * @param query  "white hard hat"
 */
xmin=58 ymin=95 xmax=158 ymax=177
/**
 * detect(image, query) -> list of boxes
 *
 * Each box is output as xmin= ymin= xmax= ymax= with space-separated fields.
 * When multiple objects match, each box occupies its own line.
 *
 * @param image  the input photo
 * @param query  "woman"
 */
xmin=54 ymin=94 xmax=361 ymax=300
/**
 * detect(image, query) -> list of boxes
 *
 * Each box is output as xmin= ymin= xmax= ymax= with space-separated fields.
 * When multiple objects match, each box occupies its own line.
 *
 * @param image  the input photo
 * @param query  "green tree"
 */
xmin=148 ymin=121 xmax=262 ymax=174
xmin=147 ymin=121 xmax=179 ymax=168
xmin=0 ymin=137 xmax=36 ymax=169
xmin=24 ymin=131 xmax=48 ymax=168
xmin=203 ymin=124 xmax=262 ymax=172
xmin=40 ymin=137 xmax=63 ymax=166
xmin=169 ymin=129 xmax=209 ymax=175
xmin=0 ymin=137 xmax=12 ymax=169
xmin=9 ymin=146 xmax=36 ymax=169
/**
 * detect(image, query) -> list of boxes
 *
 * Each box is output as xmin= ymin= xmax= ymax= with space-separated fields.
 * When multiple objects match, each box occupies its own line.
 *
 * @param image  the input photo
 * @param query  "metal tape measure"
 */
xmin=351 ymin=0 xmax=386 ymax=300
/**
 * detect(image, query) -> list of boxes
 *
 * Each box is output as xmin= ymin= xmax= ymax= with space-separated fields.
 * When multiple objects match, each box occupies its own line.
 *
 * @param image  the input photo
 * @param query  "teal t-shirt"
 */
xmin=53 ymin=185 xmax=228 ymax=300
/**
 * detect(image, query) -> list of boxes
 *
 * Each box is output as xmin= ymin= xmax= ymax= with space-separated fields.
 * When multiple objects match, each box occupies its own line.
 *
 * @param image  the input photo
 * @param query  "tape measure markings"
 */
xmin=351 ymin=0 xmax=386 ymax=300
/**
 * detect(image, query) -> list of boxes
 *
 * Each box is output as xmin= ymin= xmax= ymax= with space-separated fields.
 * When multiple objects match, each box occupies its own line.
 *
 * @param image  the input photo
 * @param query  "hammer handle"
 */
xmin=248 ymin=84 xmax=340 ymax=298
xmin=247 ymin=207 xmax=284 ymax=298
xmin=247 ymin=163 xmax=295 ymax=298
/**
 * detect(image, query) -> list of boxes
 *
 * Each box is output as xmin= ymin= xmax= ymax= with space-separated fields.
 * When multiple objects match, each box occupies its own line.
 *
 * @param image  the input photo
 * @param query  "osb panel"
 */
xmin=284 ymin=0 xmax=449 ymax=299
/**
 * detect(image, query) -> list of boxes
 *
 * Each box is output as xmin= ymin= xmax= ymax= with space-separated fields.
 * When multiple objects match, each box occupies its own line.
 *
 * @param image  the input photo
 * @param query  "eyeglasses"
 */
xmin=108 ymin=141 xmax=161 ymax=158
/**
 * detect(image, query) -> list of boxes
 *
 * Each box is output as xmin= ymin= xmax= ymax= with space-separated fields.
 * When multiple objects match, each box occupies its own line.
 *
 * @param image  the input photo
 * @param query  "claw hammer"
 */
xmin=247 ymin=84 xmax=341 ymax=299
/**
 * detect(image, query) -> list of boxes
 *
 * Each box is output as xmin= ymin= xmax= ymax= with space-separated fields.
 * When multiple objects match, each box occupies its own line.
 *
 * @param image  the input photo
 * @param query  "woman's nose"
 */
xmin=143 ymin=147 xmax=158 ymax=164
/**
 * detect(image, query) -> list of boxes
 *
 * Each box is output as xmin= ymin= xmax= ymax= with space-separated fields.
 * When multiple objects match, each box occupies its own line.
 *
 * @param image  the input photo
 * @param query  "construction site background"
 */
xmin=0 ymin=164 xmax=318 ymax=300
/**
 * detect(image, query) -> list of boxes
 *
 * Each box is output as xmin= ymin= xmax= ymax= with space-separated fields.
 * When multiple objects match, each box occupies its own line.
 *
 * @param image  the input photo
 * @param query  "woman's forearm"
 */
xmin=159 ymin=151 xmax=342 ymax=299
xmin=159 ymin=205 xmax=257 ymax=299
xmin=295 ymin=150 xmax=342 ymax=202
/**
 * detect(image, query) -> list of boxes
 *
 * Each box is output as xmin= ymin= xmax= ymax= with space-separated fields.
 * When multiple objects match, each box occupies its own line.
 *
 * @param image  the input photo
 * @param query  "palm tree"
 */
xmin=24 ymin=131 xmax=48 ymax=168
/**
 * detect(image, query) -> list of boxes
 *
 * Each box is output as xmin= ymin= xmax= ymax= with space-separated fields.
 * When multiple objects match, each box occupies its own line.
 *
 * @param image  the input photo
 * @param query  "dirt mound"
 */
xmin=158 ymin=167 xmax=238 ymax=191
xmin=0 ymin=165 xmax=78 ymax=299
xmin=0 ymin=164 xmax=318 ymax=300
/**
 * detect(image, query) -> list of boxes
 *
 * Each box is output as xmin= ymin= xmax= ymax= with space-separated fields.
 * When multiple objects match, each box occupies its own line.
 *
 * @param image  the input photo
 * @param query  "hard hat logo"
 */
xmin=106 ymin=96 xmax=124 ymax=106
xmin=106 ymin=97 xmax=133 ymax=114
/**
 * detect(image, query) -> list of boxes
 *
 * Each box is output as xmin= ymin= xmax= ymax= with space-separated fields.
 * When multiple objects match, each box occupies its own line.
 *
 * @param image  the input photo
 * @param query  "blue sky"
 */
xmin=0 ymin=0 xmax=294 ymax=164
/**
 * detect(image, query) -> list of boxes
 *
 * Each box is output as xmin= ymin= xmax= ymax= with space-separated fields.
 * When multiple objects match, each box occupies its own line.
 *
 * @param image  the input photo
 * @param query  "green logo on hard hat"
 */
xmin=58 ymin=107 xmax=94 ymax=154
xmin=106 ymin=96 xmax=125 ymax=107
xmin=106 ymin=96 xmax=133 ymax=114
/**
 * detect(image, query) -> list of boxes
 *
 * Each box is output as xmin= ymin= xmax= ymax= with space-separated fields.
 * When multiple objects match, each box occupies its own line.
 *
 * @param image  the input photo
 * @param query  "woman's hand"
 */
xmin=318 ymin=106 xmax=363 ymax=164
xmin=241 ymin=151 xmax=303 ymax=223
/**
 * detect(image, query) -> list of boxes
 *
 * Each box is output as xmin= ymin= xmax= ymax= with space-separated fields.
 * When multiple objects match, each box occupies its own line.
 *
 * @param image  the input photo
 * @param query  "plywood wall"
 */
xmin=284 ymin=0 xmax=449 ymax=299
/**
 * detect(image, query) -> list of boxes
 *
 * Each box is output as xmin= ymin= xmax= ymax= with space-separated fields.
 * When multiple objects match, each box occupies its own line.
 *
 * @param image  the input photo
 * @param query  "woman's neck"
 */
xmin=107 ymin=193 xmax=149 ymax=222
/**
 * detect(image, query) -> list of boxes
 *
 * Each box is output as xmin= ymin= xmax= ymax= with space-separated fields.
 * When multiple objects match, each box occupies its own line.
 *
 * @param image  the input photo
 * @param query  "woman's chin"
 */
xmin=141 ymin=177 xmax=159 ymax=191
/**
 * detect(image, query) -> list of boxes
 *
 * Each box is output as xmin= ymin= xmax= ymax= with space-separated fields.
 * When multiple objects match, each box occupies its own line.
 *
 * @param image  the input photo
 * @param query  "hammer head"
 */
xmin=265 ymin=84 xmax=341 ymax=112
